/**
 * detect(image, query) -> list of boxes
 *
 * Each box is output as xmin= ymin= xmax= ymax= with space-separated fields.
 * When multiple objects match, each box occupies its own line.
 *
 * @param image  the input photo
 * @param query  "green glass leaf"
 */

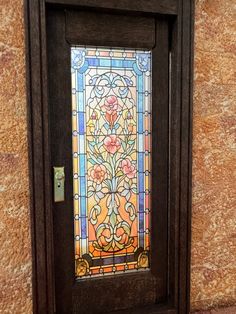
xmin=116 ymin=170 xmax=123 ymax=177
xmin=87 ymin=158 xmax=97 ymax=165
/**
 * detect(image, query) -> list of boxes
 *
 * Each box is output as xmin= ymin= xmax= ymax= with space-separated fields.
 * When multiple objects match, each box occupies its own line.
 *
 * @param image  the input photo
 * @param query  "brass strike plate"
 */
xmin=53 ymin=167 xmax=65 ymax=202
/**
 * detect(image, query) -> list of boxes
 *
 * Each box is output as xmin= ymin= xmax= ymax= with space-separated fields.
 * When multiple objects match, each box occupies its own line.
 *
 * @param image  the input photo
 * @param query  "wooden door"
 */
xmin=47 ymin=7 xmax=169 ymax=314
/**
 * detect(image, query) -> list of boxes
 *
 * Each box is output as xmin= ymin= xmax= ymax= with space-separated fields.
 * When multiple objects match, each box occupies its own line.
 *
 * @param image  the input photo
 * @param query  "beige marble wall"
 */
xmin=0 ymin=0 xmax=32 ymax=313
xmin=0 ymin=0 xmax=235 ymax=313
xmin=191 ymin=0 xmax=236 ymax=311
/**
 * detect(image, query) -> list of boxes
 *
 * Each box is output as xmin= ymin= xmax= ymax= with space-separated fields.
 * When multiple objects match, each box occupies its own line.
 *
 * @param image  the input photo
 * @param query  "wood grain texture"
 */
xmin=47 ymin=8 xmax=73 ymax=314
xmin=66 ymin=10 xmax=155 ymax=48
xmin=73 ymin=272 xmax=157 ymax=313
xmin=151 ymin=17 xmax=169 ymax=300
xmin=46 ymin=0 xmax=178 ymax=15
xmin=25 ymin=0 xmax=55 ymax=312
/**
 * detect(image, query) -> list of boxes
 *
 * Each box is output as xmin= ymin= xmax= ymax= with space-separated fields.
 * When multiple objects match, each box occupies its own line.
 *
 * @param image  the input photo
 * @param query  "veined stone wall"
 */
xmin=191 ymin=0 xmax=236 ymax=310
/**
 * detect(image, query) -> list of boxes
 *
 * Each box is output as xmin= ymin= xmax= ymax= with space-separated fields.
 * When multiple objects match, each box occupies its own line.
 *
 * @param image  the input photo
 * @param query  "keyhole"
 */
xmin=57 ymin=182 xmax=61 ymax=188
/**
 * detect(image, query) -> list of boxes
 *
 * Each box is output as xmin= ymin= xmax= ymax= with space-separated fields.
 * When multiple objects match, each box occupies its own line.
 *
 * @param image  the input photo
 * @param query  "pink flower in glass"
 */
xmin=88 ymin=164 xmax=107 ymax=184
xmin=104 ymin=135 xmax=121 ymax=154
xmin=101 ymin=95 xmax=120 ymax=114
xmin=101 ymin=96 xmax=122 ymax=126
xmin=121 ymin=159 xmax=136 ymax=179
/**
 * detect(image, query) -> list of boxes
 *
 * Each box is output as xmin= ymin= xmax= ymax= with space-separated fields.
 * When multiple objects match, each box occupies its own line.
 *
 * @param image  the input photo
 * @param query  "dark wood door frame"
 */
xmin=24 ymin=0 xmax=194 ymax=313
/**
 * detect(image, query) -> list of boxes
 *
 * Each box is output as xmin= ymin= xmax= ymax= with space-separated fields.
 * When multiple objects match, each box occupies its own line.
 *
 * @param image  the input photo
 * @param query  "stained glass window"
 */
xmin=71 ymin=47 xmax=151 ymax=279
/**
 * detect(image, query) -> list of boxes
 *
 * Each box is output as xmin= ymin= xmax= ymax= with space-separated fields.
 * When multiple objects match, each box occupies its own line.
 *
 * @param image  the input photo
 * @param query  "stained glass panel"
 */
xmin=71 ymin=47 xmax=152 ymax=279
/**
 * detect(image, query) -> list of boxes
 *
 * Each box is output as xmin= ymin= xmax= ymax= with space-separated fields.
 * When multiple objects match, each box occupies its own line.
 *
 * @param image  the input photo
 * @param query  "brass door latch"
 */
xmin=53 ymin=167 xmax=65 ymax=202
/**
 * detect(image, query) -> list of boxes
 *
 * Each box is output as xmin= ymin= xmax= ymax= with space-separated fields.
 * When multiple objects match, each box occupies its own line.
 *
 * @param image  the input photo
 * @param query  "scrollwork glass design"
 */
xmin=71 ymin=47 xmax=151 ymax=278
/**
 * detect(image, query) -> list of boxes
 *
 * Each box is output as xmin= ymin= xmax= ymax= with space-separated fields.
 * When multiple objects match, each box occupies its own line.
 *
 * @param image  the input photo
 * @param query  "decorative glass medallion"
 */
xmin=71 ymin=47 xmax=151 ymax=279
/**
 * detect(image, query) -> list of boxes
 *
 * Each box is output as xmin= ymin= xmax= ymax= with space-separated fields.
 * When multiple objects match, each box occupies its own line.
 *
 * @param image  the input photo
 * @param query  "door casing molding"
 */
xmin=24 ymin=0 xmax=194 ymax=313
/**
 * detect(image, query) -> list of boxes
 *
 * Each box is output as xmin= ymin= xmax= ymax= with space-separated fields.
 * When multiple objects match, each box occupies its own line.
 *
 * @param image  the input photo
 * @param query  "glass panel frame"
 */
xmin=71 ymin=46 xmax=152 ymax=279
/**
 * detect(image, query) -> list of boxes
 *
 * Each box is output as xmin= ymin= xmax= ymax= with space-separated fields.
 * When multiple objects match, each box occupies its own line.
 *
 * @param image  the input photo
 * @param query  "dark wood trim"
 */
xmin=109 ymin=303 xmax=178 ymax=314
xmin=179 ymin=1 xmax=195 ymax=312
xmin=25 ymin=0 xmax=194 ymax=313
xmin=65 ymin=10 xmax=156 ymax=48
xmin=151 ymin=17 xmax=169 ymax=300
xmin=47 ymin=8 xmax=74 ymax=313
xmin=24 ymin=0 xmax=55 ymax=313
xmin=45 ymin=0 xmax=178 ymax=15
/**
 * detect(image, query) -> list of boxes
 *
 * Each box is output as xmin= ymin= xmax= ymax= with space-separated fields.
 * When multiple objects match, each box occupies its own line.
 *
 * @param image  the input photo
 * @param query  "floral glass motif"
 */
xmin=71 ymin=47 xmax=151 ymax=278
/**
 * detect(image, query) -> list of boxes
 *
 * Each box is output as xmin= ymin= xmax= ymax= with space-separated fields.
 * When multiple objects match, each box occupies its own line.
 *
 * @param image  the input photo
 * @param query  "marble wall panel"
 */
xmin=191 ymin=0 xmax=236 ymax=310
